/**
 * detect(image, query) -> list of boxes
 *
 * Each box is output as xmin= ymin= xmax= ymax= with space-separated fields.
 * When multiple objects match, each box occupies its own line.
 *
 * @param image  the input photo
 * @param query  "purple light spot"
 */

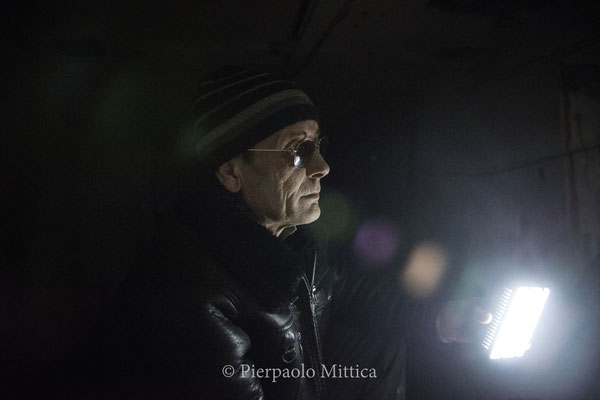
xmin=353 ymin=218 xmax=400 ymax=268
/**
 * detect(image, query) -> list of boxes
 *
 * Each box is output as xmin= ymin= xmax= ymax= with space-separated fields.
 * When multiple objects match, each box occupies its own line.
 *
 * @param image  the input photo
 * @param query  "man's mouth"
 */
xmin=302 ymin=192 xmax=320 ymax=199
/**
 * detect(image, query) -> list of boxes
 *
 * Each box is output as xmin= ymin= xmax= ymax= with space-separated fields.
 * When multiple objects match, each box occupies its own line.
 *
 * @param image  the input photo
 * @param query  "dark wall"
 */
xmin=2 ymin=41 xmax=201 ymax=378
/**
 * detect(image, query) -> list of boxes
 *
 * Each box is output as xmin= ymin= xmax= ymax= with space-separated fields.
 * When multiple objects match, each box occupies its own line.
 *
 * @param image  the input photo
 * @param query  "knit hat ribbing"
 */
xmin=193 ymin=69 xmax=320 ymax=170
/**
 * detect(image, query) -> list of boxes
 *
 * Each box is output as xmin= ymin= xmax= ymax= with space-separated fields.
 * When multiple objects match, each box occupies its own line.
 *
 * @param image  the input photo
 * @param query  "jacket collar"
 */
xmin=175 ymin=175 xmax=312 ymax=312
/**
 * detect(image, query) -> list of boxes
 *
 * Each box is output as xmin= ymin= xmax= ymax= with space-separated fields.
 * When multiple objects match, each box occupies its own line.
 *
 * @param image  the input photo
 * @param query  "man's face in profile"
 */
xmin=217 ymin=120 xmax=330 ymax=236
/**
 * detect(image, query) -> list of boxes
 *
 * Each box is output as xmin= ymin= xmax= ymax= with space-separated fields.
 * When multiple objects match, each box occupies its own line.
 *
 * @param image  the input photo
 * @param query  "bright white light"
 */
xmin=486 ymin=286 xmax=550 ymax=360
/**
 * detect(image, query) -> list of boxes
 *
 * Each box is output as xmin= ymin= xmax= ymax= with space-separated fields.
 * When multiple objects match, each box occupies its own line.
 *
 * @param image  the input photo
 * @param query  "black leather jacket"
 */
xmin=96 ymin=177 xmax=408 ymax=399
xmin=97 ymin=179 xmax=336 ymax=399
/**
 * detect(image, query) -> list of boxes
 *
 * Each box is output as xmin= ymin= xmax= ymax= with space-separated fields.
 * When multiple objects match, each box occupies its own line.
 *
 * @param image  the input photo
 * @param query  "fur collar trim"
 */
xmin=176 ymin=176 xmax=314 ymax=312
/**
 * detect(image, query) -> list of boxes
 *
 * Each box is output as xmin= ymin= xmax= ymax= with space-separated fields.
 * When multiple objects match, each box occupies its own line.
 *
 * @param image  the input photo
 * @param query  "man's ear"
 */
xmin=215 ymin=160 xmax=242 ymax=193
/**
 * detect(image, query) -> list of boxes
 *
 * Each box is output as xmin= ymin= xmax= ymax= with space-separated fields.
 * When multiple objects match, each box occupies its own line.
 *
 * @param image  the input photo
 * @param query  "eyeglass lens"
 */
xmin=293 ymin=138 xmax=328 ymax=168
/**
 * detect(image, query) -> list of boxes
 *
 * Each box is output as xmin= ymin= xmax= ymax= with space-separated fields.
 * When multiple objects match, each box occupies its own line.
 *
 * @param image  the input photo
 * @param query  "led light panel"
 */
xmin=482 ymin=286 xmax=550 ymax=360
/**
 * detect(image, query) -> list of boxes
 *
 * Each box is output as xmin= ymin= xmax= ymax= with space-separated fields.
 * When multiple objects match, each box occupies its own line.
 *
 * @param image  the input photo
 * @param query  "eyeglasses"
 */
xmin=246 ymin=136 xmax=328 ymax=169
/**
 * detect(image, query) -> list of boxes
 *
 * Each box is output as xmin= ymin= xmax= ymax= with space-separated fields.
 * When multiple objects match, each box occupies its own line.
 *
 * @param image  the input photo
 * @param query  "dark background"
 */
xmin=2 ymin=1 xmax=600 ymax=398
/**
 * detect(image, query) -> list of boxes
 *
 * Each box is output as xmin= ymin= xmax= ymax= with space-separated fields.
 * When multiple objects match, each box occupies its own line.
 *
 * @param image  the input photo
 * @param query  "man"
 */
xmin=96 ymin=69 xmax=488 ymax=399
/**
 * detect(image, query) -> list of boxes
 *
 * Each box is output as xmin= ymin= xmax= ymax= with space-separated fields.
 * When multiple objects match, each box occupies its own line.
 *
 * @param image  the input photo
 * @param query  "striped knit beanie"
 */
xmin=193 ymin=69 xmax=320 ymax=170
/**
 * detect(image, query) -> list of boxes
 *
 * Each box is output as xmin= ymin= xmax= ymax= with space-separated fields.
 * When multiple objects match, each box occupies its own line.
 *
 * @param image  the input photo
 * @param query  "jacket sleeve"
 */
xmin=322 ymin=260 xmax=409 ymax=400
xmin=96 ymin=218 xmax=270 ymax=399
xmin=102 ymin=280 xmax=266 ymax=400
xmin=185 ymin=287 xmax=266 ymax=400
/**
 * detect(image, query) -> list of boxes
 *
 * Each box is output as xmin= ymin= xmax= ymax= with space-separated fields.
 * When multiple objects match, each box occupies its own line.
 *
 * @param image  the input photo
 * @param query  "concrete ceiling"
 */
xmin=5 ymin=0 xmax=600 ymax=95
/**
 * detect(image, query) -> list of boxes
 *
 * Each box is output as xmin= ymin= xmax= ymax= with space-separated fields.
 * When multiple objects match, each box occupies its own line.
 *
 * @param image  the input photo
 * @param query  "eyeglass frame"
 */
xmin=246 ymin=136 xmax=328 ymax=169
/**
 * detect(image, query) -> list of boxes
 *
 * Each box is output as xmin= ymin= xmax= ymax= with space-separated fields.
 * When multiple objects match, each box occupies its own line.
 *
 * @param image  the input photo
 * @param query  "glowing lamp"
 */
xmin=482 ymin=286 xmax=550 ymax=360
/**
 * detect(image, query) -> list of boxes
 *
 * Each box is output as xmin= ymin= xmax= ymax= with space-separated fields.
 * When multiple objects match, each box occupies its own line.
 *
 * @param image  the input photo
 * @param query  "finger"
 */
xmin=472 ymin=305 xmax=493 ymax=324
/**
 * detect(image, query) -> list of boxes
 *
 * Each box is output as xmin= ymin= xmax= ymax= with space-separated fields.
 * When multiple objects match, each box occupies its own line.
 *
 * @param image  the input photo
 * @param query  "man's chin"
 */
xmin=294 ymin=204 xmax=321 ymax=227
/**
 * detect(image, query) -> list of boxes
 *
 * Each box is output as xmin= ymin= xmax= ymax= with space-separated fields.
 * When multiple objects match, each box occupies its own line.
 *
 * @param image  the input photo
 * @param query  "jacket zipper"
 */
xmin=301 ymin=249 xmax=325 ymax=399
xmin=310 ymin=250 xmax=317 ymax=314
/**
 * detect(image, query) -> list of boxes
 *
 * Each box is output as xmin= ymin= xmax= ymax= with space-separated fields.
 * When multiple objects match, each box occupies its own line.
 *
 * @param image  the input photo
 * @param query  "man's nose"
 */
xmin=306 ymin=151 xmax=330 ymax=179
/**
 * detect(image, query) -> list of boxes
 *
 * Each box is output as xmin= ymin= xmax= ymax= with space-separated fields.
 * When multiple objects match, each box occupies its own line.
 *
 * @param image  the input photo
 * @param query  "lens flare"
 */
xmin=353 ymin=218 xmax=400 ymax=268
xmin=305 ymin=189 xmax=358 ymax=244
xmin=401 ymin=241 xmax=448 ymax=298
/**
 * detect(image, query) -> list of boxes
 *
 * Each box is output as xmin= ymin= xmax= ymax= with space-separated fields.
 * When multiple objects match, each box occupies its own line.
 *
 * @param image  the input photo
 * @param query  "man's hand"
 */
xmin=436 ymin=299 xmax=493 ymax=343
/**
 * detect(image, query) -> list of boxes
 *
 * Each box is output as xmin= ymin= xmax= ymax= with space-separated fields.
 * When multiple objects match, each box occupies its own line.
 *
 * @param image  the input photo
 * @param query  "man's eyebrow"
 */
xmin=280 ymin=129 xmax=321 ymax=148
xmin=286 ymin=129 xmax=321 ymax=141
